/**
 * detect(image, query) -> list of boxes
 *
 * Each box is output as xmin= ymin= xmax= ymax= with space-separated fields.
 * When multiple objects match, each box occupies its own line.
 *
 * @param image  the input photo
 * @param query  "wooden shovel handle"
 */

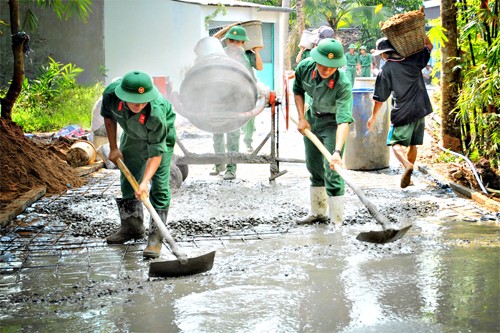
xmin=290 ymin=117 xmax=391 ymax=229
xmin=116 ymin=158 xmax=141 ymax=194
xmin=116 ymin=158 xmax=188 ymax=262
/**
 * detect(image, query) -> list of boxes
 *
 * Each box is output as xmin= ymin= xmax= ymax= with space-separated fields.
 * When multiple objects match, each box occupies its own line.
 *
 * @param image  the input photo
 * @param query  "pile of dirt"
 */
xmin=0 ymin=119 xmax=84 ymax=210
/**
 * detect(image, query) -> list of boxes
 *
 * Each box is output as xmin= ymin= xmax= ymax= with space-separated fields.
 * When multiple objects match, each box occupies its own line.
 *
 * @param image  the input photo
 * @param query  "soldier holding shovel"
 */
xmin=293 ymin=38 xmax=354 ymax=227
xmin=101 ymin=70 xmax=177 ymax=259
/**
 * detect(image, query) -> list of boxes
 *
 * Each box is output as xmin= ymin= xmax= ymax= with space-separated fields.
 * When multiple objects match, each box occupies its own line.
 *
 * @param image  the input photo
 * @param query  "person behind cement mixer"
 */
xmin=210 ymin=25 xmax=262 ymax=180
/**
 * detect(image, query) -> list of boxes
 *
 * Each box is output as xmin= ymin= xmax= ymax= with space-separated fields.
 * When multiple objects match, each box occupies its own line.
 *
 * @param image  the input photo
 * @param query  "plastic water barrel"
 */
xmin=353 ymin=77 xmax=376 ymax=88
xmin=343 ymin=87 xmax=390 ymax=170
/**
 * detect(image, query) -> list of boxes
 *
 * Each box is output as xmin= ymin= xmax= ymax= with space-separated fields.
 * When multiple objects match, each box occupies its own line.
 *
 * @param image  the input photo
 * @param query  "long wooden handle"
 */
xmin=290 ymin=117 xmax=390 ymax=229
xmin=116 ymin=158 xmax=188 ymax=262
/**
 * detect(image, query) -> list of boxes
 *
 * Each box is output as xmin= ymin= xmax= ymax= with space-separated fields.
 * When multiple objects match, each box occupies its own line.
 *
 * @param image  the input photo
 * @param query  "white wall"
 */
xmin=205 ymin=6 xmax=288 ymax=94
xmin=104 ymin=0 xmax=201 ymax=90
xmin=104 ymin=0 xmax=288 ymax=94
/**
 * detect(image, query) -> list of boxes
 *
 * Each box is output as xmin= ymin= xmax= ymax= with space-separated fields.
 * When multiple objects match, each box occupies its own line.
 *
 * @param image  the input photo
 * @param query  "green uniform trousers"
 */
xmin=304 ymin=112 xmax=345 ymax=197
xmin=120 ymin=133 xmax=173 ymax=210
xmin=213 ymin=128 xmax=240 ymax=172
xmin=361 ymin=66 xmax=371 ymax=77
xmin=345 ymin=66 xmax=356 ymax=86
xmin=242 ymin=117 xmax=255 ymax=148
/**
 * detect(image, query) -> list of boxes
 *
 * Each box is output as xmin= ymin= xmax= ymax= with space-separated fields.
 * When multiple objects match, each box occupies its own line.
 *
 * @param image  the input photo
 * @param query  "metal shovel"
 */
xmin=116 ymin=158 xmax=215 ymax=277
xmin=291 ymin=117 xmax=411 ymax=243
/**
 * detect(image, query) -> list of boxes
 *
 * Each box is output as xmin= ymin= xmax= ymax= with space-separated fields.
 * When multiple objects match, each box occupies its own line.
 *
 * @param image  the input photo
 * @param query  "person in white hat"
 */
xmin=367 ymin=36 xmax=434 ymax=188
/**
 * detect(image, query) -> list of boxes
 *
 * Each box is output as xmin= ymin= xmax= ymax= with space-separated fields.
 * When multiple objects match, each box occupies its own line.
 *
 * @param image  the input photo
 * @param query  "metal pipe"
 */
xmin=236 ymin=94 xmax=267 ymax=119
xmin=437 ymin=145 xmax=489 ymax=194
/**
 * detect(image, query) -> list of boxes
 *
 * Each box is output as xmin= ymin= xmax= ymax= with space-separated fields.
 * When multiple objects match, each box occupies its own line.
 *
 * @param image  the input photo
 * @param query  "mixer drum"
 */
xmin=178 ymin=55 xmax=258 ymax=134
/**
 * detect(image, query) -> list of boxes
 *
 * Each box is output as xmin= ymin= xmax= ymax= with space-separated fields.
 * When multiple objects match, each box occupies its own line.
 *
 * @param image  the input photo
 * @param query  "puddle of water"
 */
xmin=174 ymin=285 xmax=300 ymax=332
xmin=1 ymin=159 xmax=498 ymax=332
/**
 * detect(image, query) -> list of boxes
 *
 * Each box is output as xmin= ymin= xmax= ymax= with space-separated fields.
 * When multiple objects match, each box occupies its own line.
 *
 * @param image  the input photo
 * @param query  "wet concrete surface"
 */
xmin=1 ymin=112 xmax=499 ymax=332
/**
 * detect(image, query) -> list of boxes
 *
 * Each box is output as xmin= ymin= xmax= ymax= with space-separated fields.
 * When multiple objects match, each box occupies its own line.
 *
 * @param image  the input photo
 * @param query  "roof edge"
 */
xmin=172 ymin=0 xmax=293 ymax=13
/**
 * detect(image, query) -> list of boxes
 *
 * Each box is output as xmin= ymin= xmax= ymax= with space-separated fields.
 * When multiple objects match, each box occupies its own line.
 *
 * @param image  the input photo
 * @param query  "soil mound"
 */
xmin=0 ymin=119 xmax=84 ymax=209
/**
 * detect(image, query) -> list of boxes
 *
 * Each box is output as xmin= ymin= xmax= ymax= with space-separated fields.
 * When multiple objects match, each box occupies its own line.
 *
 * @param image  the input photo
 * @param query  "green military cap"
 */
xmin=311 ymin=38 xmax=347 ymax=68
xmin=360 ymin=45 xmax=366 ymax=50
xmin=115 ymin=71 xmax=159 ymax=104
xmin=348 ymin=44 xmax=356 ymax=49
xmin=225 ymin=26 xmax=249 ymax=41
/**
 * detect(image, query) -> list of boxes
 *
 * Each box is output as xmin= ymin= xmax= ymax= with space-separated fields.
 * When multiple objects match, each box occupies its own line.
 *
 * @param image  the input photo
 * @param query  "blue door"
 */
xmin=255 ymin=23 xmax=274 ymax=90
xmin=209 ymin=22 xmax=274 ymax=90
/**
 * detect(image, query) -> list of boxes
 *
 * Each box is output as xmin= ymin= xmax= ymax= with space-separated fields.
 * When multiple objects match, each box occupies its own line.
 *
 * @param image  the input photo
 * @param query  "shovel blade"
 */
xmin=356 ymin=225 xmax=412 ymax=244
xmin=149 ymin=251 xmax=216 ymax=278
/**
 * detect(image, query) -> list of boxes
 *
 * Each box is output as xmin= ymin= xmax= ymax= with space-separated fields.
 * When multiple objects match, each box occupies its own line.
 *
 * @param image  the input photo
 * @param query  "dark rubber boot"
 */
xmin=106 ymin=199 xmax=145 ymax=244
xmin=143 ymin=208 xmax=169 ymax=259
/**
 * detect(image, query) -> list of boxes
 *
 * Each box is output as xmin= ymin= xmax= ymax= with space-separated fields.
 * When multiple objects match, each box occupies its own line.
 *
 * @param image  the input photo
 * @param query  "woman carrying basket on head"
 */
xmin=366 ymin=36 xmax=433 ymax=188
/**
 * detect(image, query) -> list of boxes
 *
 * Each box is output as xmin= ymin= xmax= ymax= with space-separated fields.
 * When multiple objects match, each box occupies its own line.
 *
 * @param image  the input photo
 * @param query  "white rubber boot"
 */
xmin=296 ymin=186 xmax=328 ymax=225
xmin=328 ymin=195 xmax=345 ymax=227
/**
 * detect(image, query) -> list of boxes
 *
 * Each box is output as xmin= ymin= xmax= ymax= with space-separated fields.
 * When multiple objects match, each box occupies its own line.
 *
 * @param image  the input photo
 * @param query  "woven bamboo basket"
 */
xmin=381 ymin=9 xmax=426 ymax=57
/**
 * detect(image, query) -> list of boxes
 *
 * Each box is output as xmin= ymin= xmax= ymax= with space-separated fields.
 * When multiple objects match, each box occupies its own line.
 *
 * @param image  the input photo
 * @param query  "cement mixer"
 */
xmin=176 ymin=36 xmax=267 ymax=134
xmin=171 ymin=37 xmax=301 ymax=183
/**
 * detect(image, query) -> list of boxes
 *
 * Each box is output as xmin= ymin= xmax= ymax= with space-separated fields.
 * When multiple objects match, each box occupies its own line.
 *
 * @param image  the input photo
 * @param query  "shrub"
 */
xmin=7 ymin=57 xmax=103 ymax=133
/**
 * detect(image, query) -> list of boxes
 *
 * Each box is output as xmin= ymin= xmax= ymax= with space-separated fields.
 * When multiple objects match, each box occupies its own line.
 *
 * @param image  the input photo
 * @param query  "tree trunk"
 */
xmin=282 ymin=0 xmax=293 ymax=70
xmin=296 ymin=0 xmax=305 ymax=34
xmin=440 ymin=0 xmax=462 ymax=151
xmin=1 ymin=0 xmax=26 ymax=120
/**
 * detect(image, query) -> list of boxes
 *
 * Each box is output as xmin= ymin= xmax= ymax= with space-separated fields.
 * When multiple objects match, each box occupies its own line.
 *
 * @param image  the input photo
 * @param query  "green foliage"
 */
xmin=344 ymin=5 xmax=393 ymax=49
xmin=0 ymin=19 xmax=9 ymax=36
xmin=204 ymin=4 xmax=227 ymax=29
xmin=427 ymin=19 xmax=448 ymax=47
xmin=304 ymin=0 xmax=353 ymax=30
xmin=21 ymin=9 xmax=39 ymax=32
xmin=454 ymin=0 xmax=500 ymax=168
xmin=3 ymin=0 xmax=92 ymax=34
xmin=438 ymin=151 xmax=459 ymax=163
xmin=356 ymin=0 xmax=423 ymax=13
xmin=21 ymin=0 xmax=92 ymax=31
xmin=5 ymin=58 xmax=103 ymax=132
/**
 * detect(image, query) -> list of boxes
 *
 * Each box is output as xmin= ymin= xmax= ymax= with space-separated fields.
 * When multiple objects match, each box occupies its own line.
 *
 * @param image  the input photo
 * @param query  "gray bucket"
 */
xmin=241 ymin=20 xmax=263 ymax=51
xmin=178 ymin=54 xmax=257 ymax=134
xmin=344 ymin=87 xmax=390 ymax=170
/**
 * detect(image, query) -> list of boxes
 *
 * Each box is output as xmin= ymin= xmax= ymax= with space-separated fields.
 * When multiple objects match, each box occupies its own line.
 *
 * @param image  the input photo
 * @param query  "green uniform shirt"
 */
xmin=298 ymin=49 xmax=311 ymax=63
xmin=225 ymin=44 xmax=255 ymax=81
xmin=100 ymin=80 xmax=176 ymax=158
xmin=245 ymin=50 xmax=259 ymax=82
xmin=358 ymin=53 xmax=372 ymax=67
xmin=293 ymin=58 xmax=354 ymax=125
xmin=345 ymin=52 xmax=358 ymax=67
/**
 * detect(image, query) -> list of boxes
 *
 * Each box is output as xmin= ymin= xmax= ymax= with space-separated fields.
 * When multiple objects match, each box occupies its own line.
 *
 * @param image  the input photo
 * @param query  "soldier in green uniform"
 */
xmin=358 ymin=46 xmax=373 ymax=77
xmin=101 ymin=70 xmax=176 ymax=259
xmin=242 ymin=46 xmax=264 ymax=153
xmin=296 ymin=47 xmax=311 ymax=64
xmin=344 ymin=44 xmax=358 ymax=85
xmin=211 ymin=26 xmax=260 ymax=179
xmin=293 ymin=38 xmax=354 ymax=227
